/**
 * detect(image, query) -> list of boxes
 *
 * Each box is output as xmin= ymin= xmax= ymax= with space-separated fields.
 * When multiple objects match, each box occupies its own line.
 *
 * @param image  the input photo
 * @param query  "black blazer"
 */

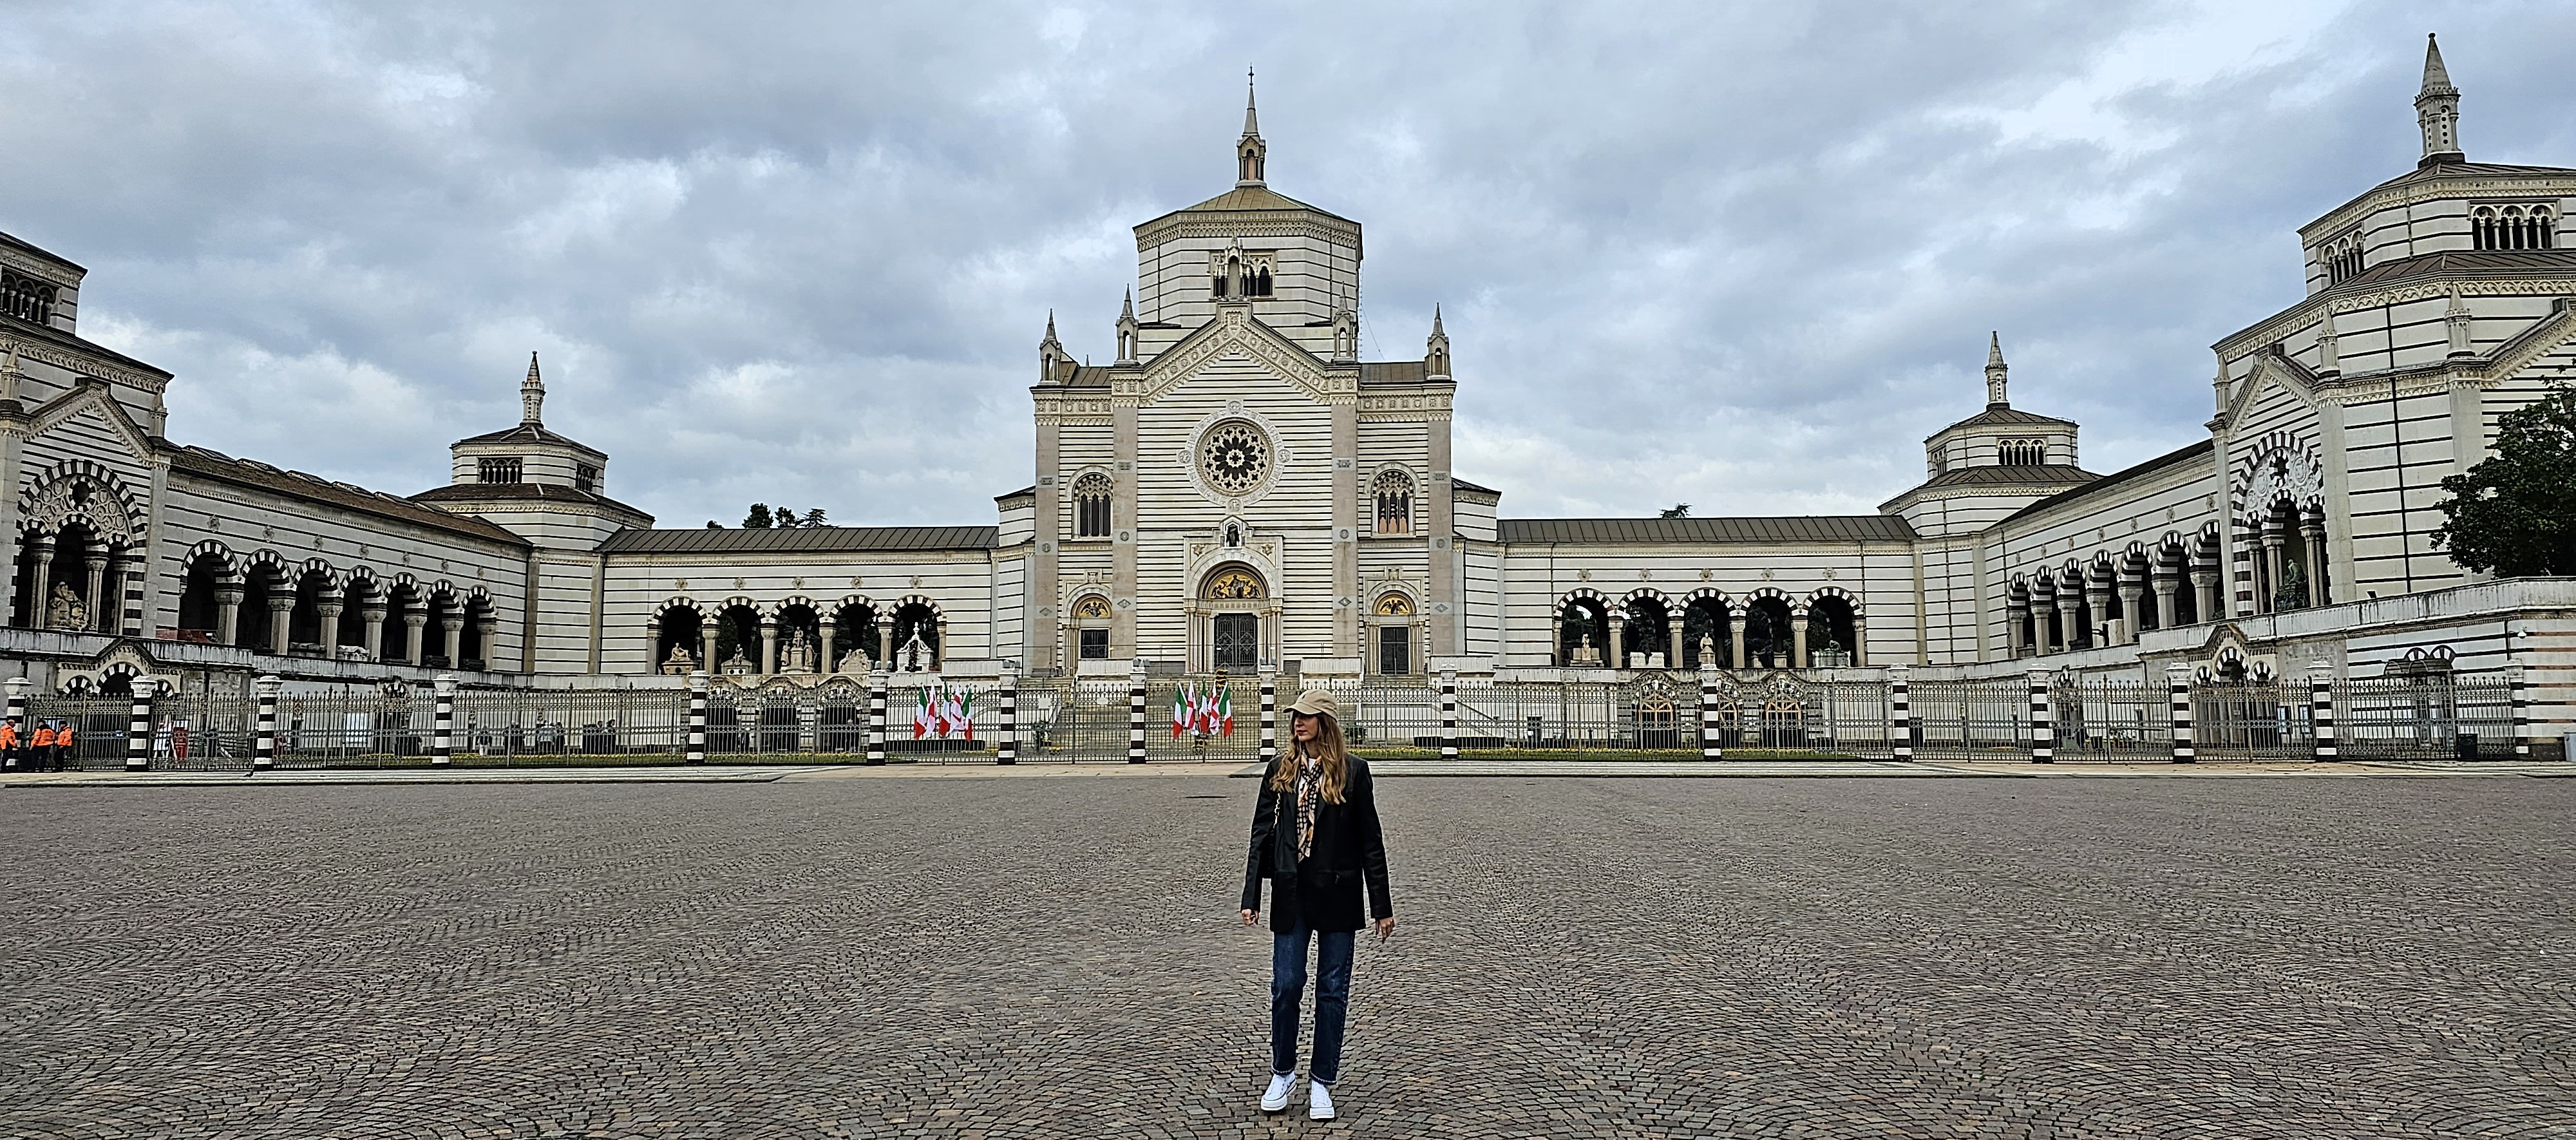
xmin=1241 ymin=756 xmax=1394 ymax=934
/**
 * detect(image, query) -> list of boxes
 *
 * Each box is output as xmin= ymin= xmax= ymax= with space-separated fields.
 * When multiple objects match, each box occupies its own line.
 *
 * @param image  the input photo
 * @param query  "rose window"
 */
xmin=1198 ymin=420 xmax=1271 ymax=495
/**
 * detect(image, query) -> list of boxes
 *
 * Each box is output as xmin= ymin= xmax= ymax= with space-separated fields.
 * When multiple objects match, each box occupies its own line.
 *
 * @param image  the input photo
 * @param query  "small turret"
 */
xmin=1425 ymin=305 xmax=1451 ymax=380
xmin=520 ymin=351 xmax=545 ymax=426
xmin=1236 ymin=68 xmax=1267 ymax=187
xmin=1038 ymin=310 xmax=1069 ymax=383
xmin=1115 ymin=289 xmax=1140 ymax=366
xmin=1984 ymin=332 xmax=2009 ymax=408
xmin=2416 ymin=33 xmax=2463 ymax=166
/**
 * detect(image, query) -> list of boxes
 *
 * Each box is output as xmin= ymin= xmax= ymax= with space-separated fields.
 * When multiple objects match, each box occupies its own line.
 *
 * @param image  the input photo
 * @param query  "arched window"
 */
xmin=1251 ymin=267 xmax=1273 ymax=297
xmin=2324 ymin=235 xmax=2364 ymax=284
xmin=1 ymin=269 xmax=58 ymax=325
xmin=1072 ymin=472 xmax=1112 ymax=538
xmin=2475 ymin=204 xmax=2557 ymax=251
xmin=1372 ymin=470 xmax=1413 ymax=535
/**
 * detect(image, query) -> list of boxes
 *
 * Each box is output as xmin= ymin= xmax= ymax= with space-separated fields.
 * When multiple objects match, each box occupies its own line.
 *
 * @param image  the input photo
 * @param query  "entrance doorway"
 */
xmin=1376 ymin=623 xmax=1411 ymax=676
xmin=1213 ymin=613 xmax=1258 ymax=672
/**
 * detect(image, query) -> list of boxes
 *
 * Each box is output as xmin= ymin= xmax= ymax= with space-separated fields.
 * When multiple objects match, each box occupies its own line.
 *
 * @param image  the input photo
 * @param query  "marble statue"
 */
xmin=900 ymin=628 xmax=932 ymax=672
xmin=46 ymin=584 xmax=86 ymax=631
xmin=781 ymin=628 xmax=815 ymax=674
xmin=719 ymin=648 xmax=754 ymax=676
xmin=1699 ymin=634 xmax=1718 ymax=669
xmin=836 ymin=647 xmax=874 ymax=676
xmin=1569 ymin=631 xmax=1602 ymax=667
xmin=660 ymin=644 xmax=696 ymax=676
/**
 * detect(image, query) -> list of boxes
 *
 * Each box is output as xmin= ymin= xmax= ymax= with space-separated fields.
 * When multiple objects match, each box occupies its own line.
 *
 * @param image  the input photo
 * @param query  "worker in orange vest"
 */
xmin=55 ymin=721 xmax=75 ymax=771
xmin=0 ymin=717 xmax=18 ymax=770
xmin=30 ymin=721 xmax=56 ymax=772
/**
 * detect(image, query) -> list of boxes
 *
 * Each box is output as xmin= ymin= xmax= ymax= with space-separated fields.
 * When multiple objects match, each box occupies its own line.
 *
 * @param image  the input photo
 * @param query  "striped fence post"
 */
xmin=2027 ymin=670 xmax=2054 ymax=765
xmin=998 ymin=665 xmax=1018 ymax=765
xmin=120 ymin=565 xmax=146 ymax=638
xmin=1889 ymin=664 xmax=1913 ymax=761
xmin=686 ymin=670 xmax=709 ymax=764
xmin=866 ymin=669 xmax=887 ymax=765
xmin=254 ymin=674 xmax=281 ymax=772
xmin=124 ymin=676 xmax=158 ymax=772
xmin=431 ymin=674 xmax=457 ymax=766
xmin=1439 ymin=669 xmax=1459 ymax=761
xmin=1128 ymin=661 xmax=1147 ymax=764
xmin=2309 ymin=663 xmax=2336 ymax=763
xmin=3 ymin=676 xmax=27 ymax=772
xmin=1259 ymin=672 xmax=1278 ymax=772
xmin=1699 ymin=664 xmax=1722 ymax=761
xmin=2167 ymin=663 xmax=2196 ymax=764
xmin=2510 ymin=666 xmax=2532 ymax=759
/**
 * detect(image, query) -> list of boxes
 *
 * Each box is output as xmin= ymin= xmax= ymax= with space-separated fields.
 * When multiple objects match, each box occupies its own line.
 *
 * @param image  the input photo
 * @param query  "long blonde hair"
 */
xmin=1268 ymin=711 xmax=1350 ymax=803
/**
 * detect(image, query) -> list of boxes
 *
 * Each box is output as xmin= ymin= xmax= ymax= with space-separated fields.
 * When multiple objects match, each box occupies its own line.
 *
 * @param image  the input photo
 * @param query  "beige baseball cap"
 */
xmin=1284 ymin=689 xmax=1340 ymax=720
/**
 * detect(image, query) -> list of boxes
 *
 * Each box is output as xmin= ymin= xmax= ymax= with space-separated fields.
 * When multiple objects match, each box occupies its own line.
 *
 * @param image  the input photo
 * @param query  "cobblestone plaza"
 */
xmin=5 ymin=774 xmax=2573 ymax=1138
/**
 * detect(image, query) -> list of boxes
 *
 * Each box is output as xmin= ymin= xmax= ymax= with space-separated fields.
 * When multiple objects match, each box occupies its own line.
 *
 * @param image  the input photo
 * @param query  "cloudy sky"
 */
xmin=5 ymin=1 xmax=2571 ymax=528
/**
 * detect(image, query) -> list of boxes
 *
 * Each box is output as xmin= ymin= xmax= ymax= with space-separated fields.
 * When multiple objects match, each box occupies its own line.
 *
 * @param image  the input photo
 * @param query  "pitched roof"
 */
xmin=2003 ymin=439 xmax=2214 ymax=524
xmin=1 ymin=312 xmax=172 ymax=381
xmin=0 ymin=230 xmax=84 ymax=274
xmin=1907 ymin=464 xmax=2100 ymax=492
xmin=1163 ymin=184 xmax=1354 ymax=223
xmin=168 ymin=446 xmax=527 ymax=546
xmin=1497 ymin=516 xmax=1915 ymax=545
xmin=1931 ymin=405 xmax=2076 ymax=437
xmin=451 ymin=422 xmax=606 ymax=457
xmin=1450 ymin=477 xmax=1501 ymax=497
xmin=1360 ymin=361 xmax=1432 ymax=385
xmin=598 ymin=526 xmax=998 ymax=555
xmin=411 ymin=480 xmax=650 ymax=519
xmin=2330 ymin=248 xmax=2576 ymax=291
xmin=2367 ymin=160 xmax=2576 ymax=193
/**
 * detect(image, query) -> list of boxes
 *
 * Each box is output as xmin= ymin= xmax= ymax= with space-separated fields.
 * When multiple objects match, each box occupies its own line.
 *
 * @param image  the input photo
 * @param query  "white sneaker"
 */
xmin=1309 ymin=1081 xmax=1336 ymax=1120
xmin=1260 ymin=1072 xmax=1296 ymax=1112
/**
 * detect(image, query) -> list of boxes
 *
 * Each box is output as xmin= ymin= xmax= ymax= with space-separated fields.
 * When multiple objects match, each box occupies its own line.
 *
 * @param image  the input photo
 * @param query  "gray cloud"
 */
xmin=5 ymin=0 xmax=2571 ymax=526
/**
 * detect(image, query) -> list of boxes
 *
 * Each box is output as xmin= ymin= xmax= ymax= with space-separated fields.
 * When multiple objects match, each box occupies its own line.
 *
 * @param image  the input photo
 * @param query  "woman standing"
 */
xmin=1239 ymin=689 xmax=1394 ymax=1120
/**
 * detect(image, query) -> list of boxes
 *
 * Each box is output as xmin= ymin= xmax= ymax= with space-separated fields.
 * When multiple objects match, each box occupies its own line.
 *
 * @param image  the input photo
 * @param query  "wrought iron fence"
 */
xmin=2058 ymin=680 xmax=2166 ymax=760
xmin=2339 ymin=672 xmax=2514 ymax=760
xmin=1906 ymin=679 xmax=2028 ymax=762
xmin=272 ymin=690 xmax=438 ymax=768
xmin=20 ymin=698 xmax=130 ymax=770
xmin=2193 ymin=681 xmax=2311 ymax=761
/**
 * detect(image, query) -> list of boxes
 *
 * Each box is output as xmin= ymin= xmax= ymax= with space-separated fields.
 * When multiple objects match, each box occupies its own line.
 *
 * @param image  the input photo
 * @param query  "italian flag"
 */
xmin=913 ymin=688 xmax=937 ymax=739
xmin=948 ymin=687 xmax=974 ymax=741
xmin=1217 ymin=686 xmax=1235 ymax=737
xmin=1172 ymin=682 xmax=1192 ymax=739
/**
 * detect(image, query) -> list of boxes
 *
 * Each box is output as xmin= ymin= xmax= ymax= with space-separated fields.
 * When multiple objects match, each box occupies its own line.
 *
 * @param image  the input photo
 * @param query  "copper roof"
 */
xmin=1932 ymin=405 xmax=2076 ymax=435
xmin=1361 ymin=361 xmax=1431 ymax=385
xmin=1498 ymin=516 xmax=1915 ymax=544
xmin=169 ymin=446 xmax=527 ymax=546
xmin=451 ymin=422 xmax=606 ymax=457
xmin=598 ymin=526 xmax=998 ymax=554
xmin=2330 ymin=249 xmax=2576 ymax=290
xmin=412 ymin=481 xmax=650 ymax=519
xmin=1908 ymin=464 xmax=2099 ymax=492
xmin=1154 ymin=184 xmax=1354 ymax=223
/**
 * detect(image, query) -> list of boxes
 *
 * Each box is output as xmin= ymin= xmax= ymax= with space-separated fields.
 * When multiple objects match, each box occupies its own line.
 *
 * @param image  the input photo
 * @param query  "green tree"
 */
xmin=775 ymin=508 xmax=800 ymax=527
xmin=801 ymin=508 xmax=828 ymax=527
xmin=744 ymin=504 xmax=773 ymax=529
xmin=2433 ymin=385 xmax=2576 ymax=577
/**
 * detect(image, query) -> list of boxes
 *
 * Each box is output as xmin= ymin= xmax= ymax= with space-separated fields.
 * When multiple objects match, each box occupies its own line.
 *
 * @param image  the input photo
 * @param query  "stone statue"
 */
xmin=781 ymin=628 xmax=815 ymax=674
xmin=1699 ymin=634 xmax=1718 ymax=669
xmin=1569 ymin=631 xmax=1602 ymax=667
xmin=661 ymin=644 xmax=696 ymax=676
xmin=900 ymin=628 xmax=933 ymax=672
xmin=719 ymin=648 xmax=754 ymax=676
xmin=837 ymin=647 xmax=875 ymax=676
xmin=46 ymin=584 xmax=86 ymax=631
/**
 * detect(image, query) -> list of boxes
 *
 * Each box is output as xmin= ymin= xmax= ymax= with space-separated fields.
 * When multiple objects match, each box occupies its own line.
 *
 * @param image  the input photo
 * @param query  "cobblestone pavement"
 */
xmin=4 ymin=777 xmax=2571 ymax=1138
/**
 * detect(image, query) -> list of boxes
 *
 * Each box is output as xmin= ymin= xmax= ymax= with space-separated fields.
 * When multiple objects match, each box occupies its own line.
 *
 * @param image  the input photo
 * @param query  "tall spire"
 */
xmin=1984 ymin=332 xmax=2009 ymax=408
xmin=1425 ymin=305 xmax=1451 ymax=379
xmin=520 ymin=351 xmax=545 ymax=426
xmin=1236 ymin=66 xmax=1267 ymax=187
xmin=2416 ymin=33 xmax=2464 ymax=166
xmin=1115 ymin=289 xmax=1140 ymax=366
xmin=1038 ymin=309 xmax=1068 ymax=383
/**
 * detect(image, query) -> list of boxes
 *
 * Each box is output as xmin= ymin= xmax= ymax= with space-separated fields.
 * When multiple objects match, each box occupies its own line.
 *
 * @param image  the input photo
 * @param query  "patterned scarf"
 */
xmin=1294 ymin=754 xmax=1322 ymax=864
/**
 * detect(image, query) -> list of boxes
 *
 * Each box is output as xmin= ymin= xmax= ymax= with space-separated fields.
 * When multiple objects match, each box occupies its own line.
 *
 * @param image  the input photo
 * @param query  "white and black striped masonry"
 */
xmin=997 ymin=668 xmax=1017 ymax=765
xmin=1889 ymin=665 xmax=1913 ymax=761
xmin=431 ymin=676 xmax=456 ymax=766
xmin=3 ymin=677 xmax=26 ymax=772
xmin=2027 ymin=671 xmax=2054 ymax=764
xmin=2511 ymin=667 xmax=2531 ymax=758
xmin=1439 ymin=670 xmax=1458 ymax=761
xmin=123 ymin=675 xmax=156 ymax=772
xmin=2309 ymin=665 xmax=2337 ymax=762
xmin=2167 ymin=663 xmax=2196 ymax=763
xmin=1258 ymin=672 xmax=1277 ymax=770
xmin=1128 ymin=661 xmax=1146 ymax=764
xmin=685 ymin=670 xmax=708 ymax=764
xmin=1699 ymin=665 xmax=1722 ymax=761
xmin=253 ymin=674 xmax=280 ymax=772
xmin=866 ymin=669 xmax=887 ymax=765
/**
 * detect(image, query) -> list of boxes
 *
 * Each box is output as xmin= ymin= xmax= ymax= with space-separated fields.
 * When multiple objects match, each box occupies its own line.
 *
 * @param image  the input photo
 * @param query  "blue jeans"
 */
xmin=1271 ymin=924 xmax=1356 ymax=1085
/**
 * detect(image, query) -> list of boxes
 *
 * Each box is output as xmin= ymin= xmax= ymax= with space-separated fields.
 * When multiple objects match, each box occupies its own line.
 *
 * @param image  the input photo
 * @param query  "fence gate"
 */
xmin=1907 ymin=679 xmax=2026 ymax=761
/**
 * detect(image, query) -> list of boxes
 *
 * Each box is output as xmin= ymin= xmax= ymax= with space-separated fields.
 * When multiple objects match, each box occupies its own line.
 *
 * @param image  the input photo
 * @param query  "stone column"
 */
xmin=23 ymin=535 xmax=53 ymax=629
xmin=1790 ymin=605 xmax=1810 ymax=669
xmin=403 ymin=607 xmax=428 ymax=667
xmin=2151 ymin=573 xmax=2180 ymax=630
xmin=360 ymin=602 xmax=386 ymax=660
xmin=313 ymin=587 xmax=345 ymax=658
xmin=1728 ymin=612 xmax=1747 ymax=670
xmin=699 ymin=620 xmax=719 ymax=675
xmin=1607 ymin=612 xmax=1625 ymax=671
xmin=2032 ymin=596 xmax=2058 ymax=655
xmin=214 ymin=582 xmax=244 ymax=646
xmin=759 ymin=615 xmax=779 ymax=675
xmin=2191 ymin=569 xmax=2221 ymax=624
xmin=2085 ymin=582 xmax=2114 ymax=649
xmin=266 ymin=596 xmax=294 ymax=655
xmin=2300 ymin=513 xmax=2329 ymax=607
xmin=1665 ymin=614 xmax=1684 ymax=670
xmin=2007 ymin=598 xmax=2028 ymax=658
xmin=819 ymin=617 xmax=837 ymax=674
xmin=440 ymin=616 xmax=464 ymax=669
xmin=80 ymin=543 xmax=108 ymax=632
xmin=2260 ymin=520 xmax=2287 ymax=613
xmin=2117 ymin=582 xmax=2146 ymax=645
xmin=473 ymin=618 xmax=497 ymax=671
xmin=878 ymin=623 xmax=893 ymax=669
